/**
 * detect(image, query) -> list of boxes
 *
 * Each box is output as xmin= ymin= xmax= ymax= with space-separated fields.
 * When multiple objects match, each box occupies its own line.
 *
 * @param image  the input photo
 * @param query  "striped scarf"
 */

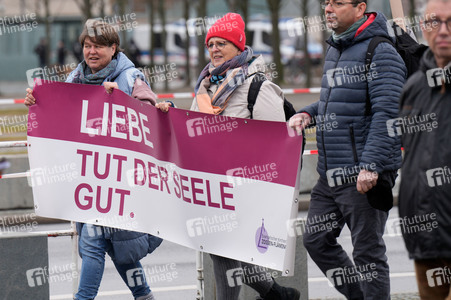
xmin=194 ymin=46 xmax=254 ymax=115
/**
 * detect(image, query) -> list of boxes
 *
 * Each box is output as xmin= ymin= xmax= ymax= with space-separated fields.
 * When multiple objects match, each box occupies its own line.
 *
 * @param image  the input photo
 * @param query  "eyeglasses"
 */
xmin=424 ymin=18 xmax=451 ymax=32
xmin=321 ymin=1 xmax=357 ymax=9
xmin=206 ymin=41 xmax=229 ymax=50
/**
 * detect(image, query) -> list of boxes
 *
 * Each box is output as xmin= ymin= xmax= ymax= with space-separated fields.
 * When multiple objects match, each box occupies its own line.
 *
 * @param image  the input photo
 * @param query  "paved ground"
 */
xmin=310 ymin=294 xmax=420 ymax=300
xmin=0 ymin=207 xmax=421 ymax=299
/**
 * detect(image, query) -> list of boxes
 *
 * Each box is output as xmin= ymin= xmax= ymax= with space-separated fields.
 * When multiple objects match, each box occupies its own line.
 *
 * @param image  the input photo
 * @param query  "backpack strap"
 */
xmin=365 ymin=36 xmax=395 ymax=116
xmin=247 ymin=72 xmax=267 ymax=119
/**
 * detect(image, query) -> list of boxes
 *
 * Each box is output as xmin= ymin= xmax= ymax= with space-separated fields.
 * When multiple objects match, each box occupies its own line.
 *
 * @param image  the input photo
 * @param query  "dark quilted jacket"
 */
xmin=398 ymin=49 xmax=451 ymax=260
xmin=301 ymin=12 xmax=406 ymax=179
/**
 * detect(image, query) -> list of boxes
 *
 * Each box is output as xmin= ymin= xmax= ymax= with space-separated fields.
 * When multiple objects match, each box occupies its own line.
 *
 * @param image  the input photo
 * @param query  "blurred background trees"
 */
xmin=0 ymin=0 xmax=425 ymax=91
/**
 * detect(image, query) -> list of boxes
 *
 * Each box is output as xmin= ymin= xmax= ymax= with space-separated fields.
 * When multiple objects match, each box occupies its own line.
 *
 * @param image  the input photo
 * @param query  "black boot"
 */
xmin=262 ymin=281 xmax=300 ymax=300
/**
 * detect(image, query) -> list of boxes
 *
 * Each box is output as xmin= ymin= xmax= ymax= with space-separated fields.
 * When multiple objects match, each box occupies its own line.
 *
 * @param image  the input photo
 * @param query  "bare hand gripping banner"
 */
xmin=27 ymin=80 xmax=304 ymax=275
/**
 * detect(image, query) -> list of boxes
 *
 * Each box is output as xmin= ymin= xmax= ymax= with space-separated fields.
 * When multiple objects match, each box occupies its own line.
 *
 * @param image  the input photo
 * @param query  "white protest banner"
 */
xmin=27 ymin=81 xmax=304 ymax=274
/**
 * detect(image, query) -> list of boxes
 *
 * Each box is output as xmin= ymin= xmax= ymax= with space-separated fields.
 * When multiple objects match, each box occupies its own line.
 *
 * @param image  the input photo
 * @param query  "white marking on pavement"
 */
xmin=308 ymin=272 xmax=416 ymax=283
xmin=50 ymin=284 xmax=197 ymax=299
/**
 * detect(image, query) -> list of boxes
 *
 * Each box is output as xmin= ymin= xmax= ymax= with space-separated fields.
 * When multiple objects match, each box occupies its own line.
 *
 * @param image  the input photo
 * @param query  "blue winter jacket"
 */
xmin=301 ymin=12 xmax=406 ymax=179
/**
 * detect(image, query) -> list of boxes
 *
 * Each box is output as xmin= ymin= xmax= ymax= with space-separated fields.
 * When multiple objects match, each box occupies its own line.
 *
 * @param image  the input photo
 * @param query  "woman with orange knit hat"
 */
xmin=190 ymin=13 xmax=301 ymax=300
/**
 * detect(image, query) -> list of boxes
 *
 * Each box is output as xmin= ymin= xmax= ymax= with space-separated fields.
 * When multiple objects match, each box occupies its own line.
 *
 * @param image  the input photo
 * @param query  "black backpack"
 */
xmin=247 ymin=72 xmax=297 ymax=121
xmin=246 ymin=72 xmax=306 ymax=160
xmin=364 ymin=22 xmax=428 ymax=115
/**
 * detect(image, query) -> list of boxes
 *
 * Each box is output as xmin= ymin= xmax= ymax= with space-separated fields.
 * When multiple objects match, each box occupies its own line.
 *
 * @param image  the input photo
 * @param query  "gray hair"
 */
xmin=420 ymin=0 xmax=450 ymax=15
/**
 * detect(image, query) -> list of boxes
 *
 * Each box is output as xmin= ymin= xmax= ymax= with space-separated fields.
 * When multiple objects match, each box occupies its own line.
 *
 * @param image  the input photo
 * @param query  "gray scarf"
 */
xmin=332 ymin=16 xmax=368 ymax=42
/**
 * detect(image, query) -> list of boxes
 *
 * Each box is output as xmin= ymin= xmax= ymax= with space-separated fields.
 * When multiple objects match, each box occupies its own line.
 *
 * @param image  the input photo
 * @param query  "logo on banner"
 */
xmin=255 ymin=219 xmax=287 ymax=253
xmin=255 ymin=219 xmax=269 ymax=253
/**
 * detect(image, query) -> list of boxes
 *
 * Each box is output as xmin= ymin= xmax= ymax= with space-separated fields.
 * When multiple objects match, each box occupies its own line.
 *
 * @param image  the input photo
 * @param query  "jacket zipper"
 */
xmin=349 ymin=124 xmax=359 ymax=163
xmin=322 ymin=50 xmax=342 ymax=171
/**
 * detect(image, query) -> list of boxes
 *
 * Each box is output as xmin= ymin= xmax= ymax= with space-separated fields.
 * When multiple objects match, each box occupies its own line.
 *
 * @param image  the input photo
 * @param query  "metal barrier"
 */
xmin=0 ymin=140 xmax=79 ymax=298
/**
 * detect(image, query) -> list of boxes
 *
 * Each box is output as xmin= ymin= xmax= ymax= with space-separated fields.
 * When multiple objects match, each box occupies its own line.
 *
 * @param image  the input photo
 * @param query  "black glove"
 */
xmin=367 ymin=172 xmax=396 ymax=212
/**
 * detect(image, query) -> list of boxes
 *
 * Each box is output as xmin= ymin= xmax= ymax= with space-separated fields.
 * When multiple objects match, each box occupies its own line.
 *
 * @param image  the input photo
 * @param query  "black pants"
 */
xmin=303 ymin=178 xmax=390 ymax=300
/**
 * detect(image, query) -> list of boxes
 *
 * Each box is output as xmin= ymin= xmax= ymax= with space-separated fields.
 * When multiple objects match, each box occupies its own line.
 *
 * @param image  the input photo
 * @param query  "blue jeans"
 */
xmin=303 ymin=178 xmax=390 ymax=300
xmin=75 ymin=224 xmax=151 ymax=300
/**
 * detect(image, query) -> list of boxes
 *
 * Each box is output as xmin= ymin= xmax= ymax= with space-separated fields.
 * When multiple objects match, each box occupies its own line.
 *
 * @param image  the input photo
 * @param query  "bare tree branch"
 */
xmin=266 ymin=0 xmax=284 ymax=84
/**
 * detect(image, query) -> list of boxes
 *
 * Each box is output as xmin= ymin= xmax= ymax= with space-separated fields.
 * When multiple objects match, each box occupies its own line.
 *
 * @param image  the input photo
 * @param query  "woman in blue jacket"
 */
xmin=25 ymin=20 xmax=162 ymax=300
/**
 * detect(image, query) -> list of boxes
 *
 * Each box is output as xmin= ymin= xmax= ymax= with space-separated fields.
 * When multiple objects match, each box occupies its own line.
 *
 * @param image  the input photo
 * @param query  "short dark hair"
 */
xmin=79 ymin=19 xmax=123 ymax=56
xmin=352 ymin=0 xmax=367 ymax=6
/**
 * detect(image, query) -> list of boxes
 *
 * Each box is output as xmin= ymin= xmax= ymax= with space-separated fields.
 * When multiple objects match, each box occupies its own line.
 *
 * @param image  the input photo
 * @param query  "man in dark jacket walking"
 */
xmin=289 ymin=1 xmax=406 ymax=299
xmin=398 ymin=0 xmax=451 ymax=299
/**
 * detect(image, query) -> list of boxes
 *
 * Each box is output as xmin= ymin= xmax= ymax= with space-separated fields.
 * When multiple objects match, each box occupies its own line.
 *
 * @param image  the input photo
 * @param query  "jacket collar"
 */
xmin=327 ymin=12 xmax=390 ymax=50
